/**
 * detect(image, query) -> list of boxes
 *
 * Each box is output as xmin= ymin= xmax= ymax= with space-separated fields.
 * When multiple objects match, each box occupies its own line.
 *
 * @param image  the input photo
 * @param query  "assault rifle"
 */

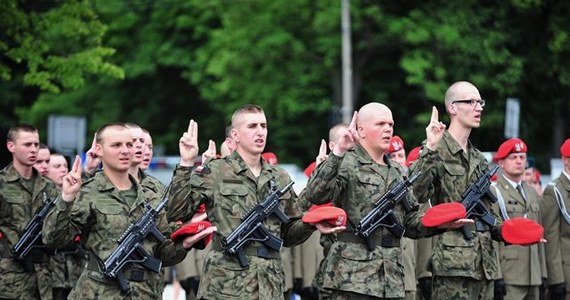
xmin=12 ymin=192 xmax=56 ymax=270
xmin=103 ymin=191 xmax=169 ymax=294
xmin=223 ymin=181 xmax=293 ymax=268
xmin=355 ymin=172 xmax=420 ymax=251
xmin=460 ymin=165 xmax=499 ymax=240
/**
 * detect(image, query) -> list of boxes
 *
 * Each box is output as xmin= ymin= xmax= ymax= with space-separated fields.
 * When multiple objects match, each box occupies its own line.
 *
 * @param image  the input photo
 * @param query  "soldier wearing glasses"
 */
xmin=411 ymin=81 xmax=504 ymax=300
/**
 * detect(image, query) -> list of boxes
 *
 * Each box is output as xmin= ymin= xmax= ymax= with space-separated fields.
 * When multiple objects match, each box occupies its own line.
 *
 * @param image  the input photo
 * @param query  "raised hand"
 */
xmin=332 ymin=111 xmax=359 ymax=157
xmin=425 ymin=106 xmax=446 ymax=150
xmin=179 ymin=120 xmax=199 ymax=167
xmin=62 ymin=155 xmax=83 ymax=202
xmin=201 ymin=140 xmax=217 ymax=163
xmin=315 ymin=139 xmax=328 ymax=166
xmin=84 ymin=133 xmax=101 ymax=174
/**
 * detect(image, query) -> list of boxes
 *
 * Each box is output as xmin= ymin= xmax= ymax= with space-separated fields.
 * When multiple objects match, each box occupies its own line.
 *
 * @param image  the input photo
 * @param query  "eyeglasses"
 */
xmin=452 ymin=99 xmax=485 ymax=107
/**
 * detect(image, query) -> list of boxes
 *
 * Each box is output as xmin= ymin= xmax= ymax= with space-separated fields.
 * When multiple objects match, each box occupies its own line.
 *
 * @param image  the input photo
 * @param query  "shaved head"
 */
xmin=358 ymin=103 xmax=392 ymax=126
xmin=444 ymin=81 xmax=479 ymax=108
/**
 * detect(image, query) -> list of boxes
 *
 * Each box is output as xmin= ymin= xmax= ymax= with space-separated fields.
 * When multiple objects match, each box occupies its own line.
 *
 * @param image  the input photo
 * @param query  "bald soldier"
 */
xmin=410 ymin=81 xmax=504 ymax=300
xmin=302 ymin=102 xmax=468 ymax=299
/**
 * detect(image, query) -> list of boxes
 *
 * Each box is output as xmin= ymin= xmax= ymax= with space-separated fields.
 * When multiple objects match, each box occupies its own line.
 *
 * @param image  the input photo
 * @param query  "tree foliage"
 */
xmin=3 ymin=0 xmax=570 ymax=170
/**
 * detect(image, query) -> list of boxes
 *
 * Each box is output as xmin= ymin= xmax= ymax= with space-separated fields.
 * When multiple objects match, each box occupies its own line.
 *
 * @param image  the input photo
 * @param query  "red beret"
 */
xmin=494 ymin=138 xmax=527 ymax=161
xmin=422 ymin=202 xmax=467 ymax=227
xmin=389 ymin=135 xmax=405 ymax=153
xmin=261 ymin=152 xmax=278 ymax=165
xmin=196 ymin=203 xmax=206 ymax=214
xmin=304 ymin=161 xmax=317 ymax=178
xmin=171 ymin=221 xmax=213 ymax=249
xmin=501 ymin=218 xmax=543 ymax=245
xmin=302 ymin=206 xmax=347 ymax=226
xmin=561 ymin=138 xmax=570 ymax=157
xmin=406 ymin=146 xmax=421 ymax=167
xmin=534 ymin=169 xmax=541 ymax=183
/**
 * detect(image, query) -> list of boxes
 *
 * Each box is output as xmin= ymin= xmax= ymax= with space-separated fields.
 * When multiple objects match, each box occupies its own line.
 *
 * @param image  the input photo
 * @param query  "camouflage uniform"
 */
xmin=42 ymin=172 xmax=188 ymax=300
xmin=411 ymin=132 xmax=503 ymax=300
xmin=166 ymin=151 xmax=315 ymax=299
xmin=49 ymin=249 xmax=85 ymax=299
xmin=301 ymin=145 xmax=440 ymax=299
xmin=0 ymin=164 xmax=59 ymax=300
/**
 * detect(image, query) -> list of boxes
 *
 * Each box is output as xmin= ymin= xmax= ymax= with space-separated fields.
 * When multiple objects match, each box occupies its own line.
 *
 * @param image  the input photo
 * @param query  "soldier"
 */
xmin=541 ymin=138 xmax=570 ymax=300
xmin=34 ymin=143 xmax=51 ymax=177
xmin=387 ymin=135 xmax=418 ymax=300
xmin=411 ymin=81 xmax=503 ymax=300
xmin=0 ymin=124 xmax=59 ymax=299
xmin=47 ymin=153 xmax=68 ymax=190
xmin=491 ymin=138 xmax=547 ymax=300
xmin=166 ymin=104 xmax=344 ymax=299
xmin=302 ymin=102 xmax=468 ymax=300
xmin=41 ymin=122 xmax=214 ymax=299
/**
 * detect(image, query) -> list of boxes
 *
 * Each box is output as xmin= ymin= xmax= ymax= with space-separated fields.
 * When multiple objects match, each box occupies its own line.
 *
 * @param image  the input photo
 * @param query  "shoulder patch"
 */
xmin=194 ymin=165 xmax=211 ymax=176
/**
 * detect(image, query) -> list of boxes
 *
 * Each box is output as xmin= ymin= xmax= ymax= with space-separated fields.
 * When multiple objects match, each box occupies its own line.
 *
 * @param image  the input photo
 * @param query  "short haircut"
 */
xmin=124 ymin=122 xmax=141 ymax=130
xmin=225 ymin=124 xmax=232 ymax=138
xmin=95 ymin=122 xmax=128 ymax=144
xmin=230 ymin=104 xmax=264 ymax=127
xmin=329 ymin=123 xmax=348 ymax=143
xmin=7 ymin=123 xmax=38 ymax=142
xmin=39 ymin=143 xmax=49 ymax=150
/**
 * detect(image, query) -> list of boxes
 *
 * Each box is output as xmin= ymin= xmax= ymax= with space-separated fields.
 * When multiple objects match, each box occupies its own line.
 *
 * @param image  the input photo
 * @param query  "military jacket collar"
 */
xmin=92 ymin=172 xmax=146 ymax=212
xmin=2 ymin=163 xmax=52 ymax=200
xmin=226 ymin=151 xmax=276 ymax=178
xmin=442 ymin=131 xmax=485 ymax=180
xmin=496 ymin=175 xmax=527 ymax=208
xmin=352 ymin=144 xmax=401 ymax=182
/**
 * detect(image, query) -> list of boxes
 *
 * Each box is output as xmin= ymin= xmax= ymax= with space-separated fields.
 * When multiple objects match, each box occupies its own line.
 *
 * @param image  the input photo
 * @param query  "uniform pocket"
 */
xmin=433 ymin=231 xmax=477 ymax=271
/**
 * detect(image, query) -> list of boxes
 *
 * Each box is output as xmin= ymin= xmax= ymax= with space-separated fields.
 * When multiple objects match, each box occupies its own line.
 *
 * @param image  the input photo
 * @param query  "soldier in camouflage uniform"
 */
xmin=302 ymin=103 xmax=466 ymax=300
xmin=39 ymin=150 xmax=86 ymax=300
xmin=0 ymin=124 xmax=60 ymax=299
xmin=41 ymin=123 xmax=214 ymax=300
xmin=166 ymin=104 xmax=344 ymax=299
xmin=411 ymin=81 xmax=503 ymax=300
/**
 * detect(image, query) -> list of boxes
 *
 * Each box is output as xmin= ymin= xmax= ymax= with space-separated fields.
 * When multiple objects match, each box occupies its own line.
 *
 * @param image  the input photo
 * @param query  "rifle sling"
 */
xmin=337 ymin=232 xmax=400 ymax=248
xmin=212 ymin=237 xmax=280 ymax=260
xmin=85 ymin=252 xmax=147 ymax=282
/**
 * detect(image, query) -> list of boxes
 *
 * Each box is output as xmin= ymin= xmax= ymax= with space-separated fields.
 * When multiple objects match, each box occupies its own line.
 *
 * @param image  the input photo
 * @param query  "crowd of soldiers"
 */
xmin=1 ymin=80 xmax=570 ymax=300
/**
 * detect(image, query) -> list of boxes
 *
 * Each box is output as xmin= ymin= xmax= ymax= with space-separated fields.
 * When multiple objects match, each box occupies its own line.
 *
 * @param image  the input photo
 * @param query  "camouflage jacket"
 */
xmin=301 ymin=144 xmax=437 ymax=298
xmin=0 ymin=164 xmax=59 ymax=300
xmin=166 ymin=151 xmax=315 ymax=299
xmin=42 ymin=172 xmax=187 ymax=300
xmin=410 ymin=131 xmax=502 ymax=280
xmin=139 ymin=169 xmax=166 ymax=196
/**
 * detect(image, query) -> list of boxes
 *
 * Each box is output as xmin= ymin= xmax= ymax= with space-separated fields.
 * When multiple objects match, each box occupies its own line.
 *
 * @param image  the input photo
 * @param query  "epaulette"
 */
xmin=82 ymin=176 xmax=96 ymax=186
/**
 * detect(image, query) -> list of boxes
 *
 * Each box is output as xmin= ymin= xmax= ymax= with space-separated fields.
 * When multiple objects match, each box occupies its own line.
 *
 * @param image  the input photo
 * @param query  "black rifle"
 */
xmin=460 ymin=165 xmax=499 ymax=240
xmin=103 ymin=192 xmax=169 ymax=294
xmin=12 ymin=192 xmax=55 ymax=270
xmin=355 ymin=172 xmax=420 ymax=251
xmin=223 ymin=181 xmax=293 ymax=268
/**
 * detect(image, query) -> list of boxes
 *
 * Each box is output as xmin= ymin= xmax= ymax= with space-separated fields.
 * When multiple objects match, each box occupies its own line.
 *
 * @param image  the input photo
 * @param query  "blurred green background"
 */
xmin=1 ymin=0 xmax=569 ymax=172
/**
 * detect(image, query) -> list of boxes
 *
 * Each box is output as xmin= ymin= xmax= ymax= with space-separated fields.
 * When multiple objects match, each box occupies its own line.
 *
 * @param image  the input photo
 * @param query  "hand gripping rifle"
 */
xmin=223 ymin=181 xmax=294 ymax=268
xmin=355 ymin=172 xmax=420 ymax=251
xmin=460 ymin=165 xmax=499 ymax=240
xmin=103 ymin=190 xmax=169 ymax=294
xmin=12 ymin=192 xmax=56 ymax=270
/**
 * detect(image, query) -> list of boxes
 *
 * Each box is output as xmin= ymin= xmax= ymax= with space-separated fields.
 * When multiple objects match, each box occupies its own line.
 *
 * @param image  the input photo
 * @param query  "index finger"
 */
xmin=91 ymin=133 xmax=97 ymax=148
xmin=430 ymin=106 xmax=439 ymax=123
xmin=319 ymin=139 xmax=327 ymax=155
xmin=348 ymin=111 xmax=358 ymax=130
xmin=72 ymin=155 xmax=82 ymax=174
xmin=208 ymin=140 xmax=216 ymax=155
xmin=187 ymin=119 xmax=195 ymax=133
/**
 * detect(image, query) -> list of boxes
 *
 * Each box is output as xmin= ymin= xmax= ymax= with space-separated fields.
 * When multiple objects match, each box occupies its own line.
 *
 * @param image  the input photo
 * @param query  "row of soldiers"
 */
xmin=1 ymin=80 xmax=569 ymax=300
